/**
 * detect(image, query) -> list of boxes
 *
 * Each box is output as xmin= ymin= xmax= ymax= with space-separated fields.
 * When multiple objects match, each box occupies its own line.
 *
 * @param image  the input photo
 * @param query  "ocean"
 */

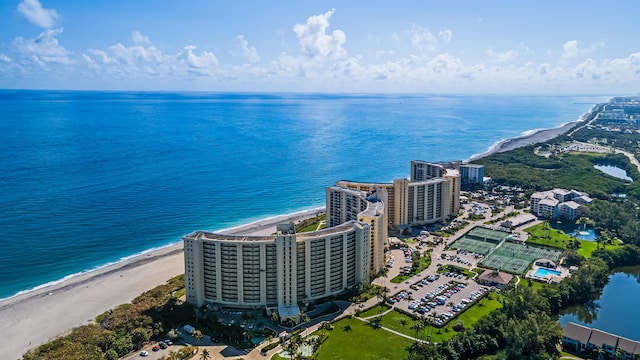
xmin=0 ymin=91 xmax=609 ymax=300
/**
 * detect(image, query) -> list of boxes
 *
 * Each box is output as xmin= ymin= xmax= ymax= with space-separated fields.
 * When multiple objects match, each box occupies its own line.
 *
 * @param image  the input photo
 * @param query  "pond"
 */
xmin=558 ymin=266 xmax=640 ymax=341
xmin=594 ymin=164 xmax=633 ymax=182
xmin=550 ymin=221 xmax=597 ymax=241
xmin=568 ymin=228 xmax=597 ymax=241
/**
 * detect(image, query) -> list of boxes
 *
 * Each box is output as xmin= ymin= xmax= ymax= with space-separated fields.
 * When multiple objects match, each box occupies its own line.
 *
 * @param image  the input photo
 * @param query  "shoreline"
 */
xmin=0 ymin=102 xmax=604 ymax=360
xmin=468 ymin=104 xmax=600 ymax=161
xmin=0 ymin=207 xmax=323 ymax=360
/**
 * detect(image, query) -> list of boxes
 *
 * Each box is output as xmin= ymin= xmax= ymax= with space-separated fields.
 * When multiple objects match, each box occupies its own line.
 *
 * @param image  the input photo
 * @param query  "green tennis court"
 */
xmin=451 ymin=226 xmax=561 ymax=274
xmin=481 ymin=242 xmax=561 ymax=274
xmin=451 ymin=226 xmax=511 ymax=255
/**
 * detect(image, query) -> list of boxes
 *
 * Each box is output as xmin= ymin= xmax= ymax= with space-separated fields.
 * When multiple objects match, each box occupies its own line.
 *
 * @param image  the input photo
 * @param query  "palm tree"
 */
xmin=411 ymin=321 xmax=424 ymax=340
xmin=300 ymin=311 xmax=310 ymax=336
xmin=270 ymin=310 xmax=279 ymax=324
xmin=199 ymin=348 xmax=211 ymax=360
xmin=192 ymin=329 xmax=203 ymax=346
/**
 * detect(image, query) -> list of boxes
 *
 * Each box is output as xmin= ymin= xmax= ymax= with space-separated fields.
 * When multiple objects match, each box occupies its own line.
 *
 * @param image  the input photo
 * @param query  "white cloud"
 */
xmin=562 ymin=40 xmax=579 ymax=60
xmin=407 ymin=24 xmax=438 ymax=52
xmin=486 ymin=48 xmax=517 ymax=63
xmin=176 ymin=45 xmax=219 ymax=75
xmin=17 ymin=0 xmax=59 ymax=29
xmin=561 ymin=40 xmax=605 ymax=61
xmin=293 ymin=8 xmax=347 ymax=61
xmin=235 ymin=35 xmax=260 ymax=63
xmin=438 ymin=29 xmax=453 ymax=43
xmin=13 ymin=28 xmax=71 ymax=66
xmin=81 ymin=32 xmax=221 ymax=79
xmin=3 ymin=8 xmax=640 ymax=93
xmin=132 ymin=31 xmax=151 ymax=46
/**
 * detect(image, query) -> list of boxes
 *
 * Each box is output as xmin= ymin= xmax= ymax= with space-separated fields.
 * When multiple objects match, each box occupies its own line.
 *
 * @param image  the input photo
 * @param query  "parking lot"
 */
xmin=388 ymin=271 xmax=488 ymax=325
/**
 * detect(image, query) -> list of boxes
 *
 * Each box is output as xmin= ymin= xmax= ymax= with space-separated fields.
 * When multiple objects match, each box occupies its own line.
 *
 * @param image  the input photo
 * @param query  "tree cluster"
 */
xmin=23 ymin=275 xmax=188 ymax=360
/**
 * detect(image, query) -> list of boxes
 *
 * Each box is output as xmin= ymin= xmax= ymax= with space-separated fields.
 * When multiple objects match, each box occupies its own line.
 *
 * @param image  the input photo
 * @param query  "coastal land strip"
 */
xmin=0 ymin=208 xmax=322 ymax=360
xmin=0 ymin=106 xmax=599 ymax=360
xmin=469 ymin=105 xmax=599 ymax=161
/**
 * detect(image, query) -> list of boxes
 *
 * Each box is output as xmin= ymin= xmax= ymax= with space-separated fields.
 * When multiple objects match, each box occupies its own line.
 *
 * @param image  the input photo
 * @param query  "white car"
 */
xmin=140 ymin=351 xmax=149 ymax=357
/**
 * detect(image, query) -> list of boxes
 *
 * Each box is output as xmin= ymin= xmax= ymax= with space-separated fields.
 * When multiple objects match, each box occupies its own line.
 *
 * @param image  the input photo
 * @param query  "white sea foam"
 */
xmin=468 ymin=107 xmax=597 ymax=162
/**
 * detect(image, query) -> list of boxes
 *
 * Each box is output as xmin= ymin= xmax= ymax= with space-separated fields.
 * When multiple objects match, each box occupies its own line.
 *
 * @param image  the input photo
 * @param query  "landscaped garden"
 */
xmin=525 ymin=221 xmax=619 ymax=258
xmin=313 ymin=317 xmax=413 ymax=360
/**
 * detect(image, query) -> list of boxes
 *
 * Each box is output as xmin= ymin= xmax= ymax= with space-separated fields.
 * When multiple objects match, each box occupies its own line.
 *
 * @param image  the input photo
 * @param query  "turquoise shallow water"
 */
xmin=534 ymin=268 xmax=562 ymax=277
xmin=0 ymin=91 xmax=609 ymax=299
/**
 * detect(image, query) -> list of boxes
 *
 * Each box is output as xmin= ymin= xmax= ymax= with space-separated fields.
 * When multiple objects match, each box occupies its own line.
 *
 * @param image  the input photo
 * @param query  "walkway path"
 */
xmin=613 ymin=148 xmax=640 ymax=173
xmin=355 ymin=316 xmax=427 ymax=344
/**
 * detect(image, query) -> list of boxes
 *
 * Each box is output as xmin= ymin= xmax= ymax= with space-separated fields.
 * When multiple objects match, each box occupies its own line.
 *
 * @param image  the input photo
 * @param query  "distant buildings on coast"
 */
xmin=183 ymin=160 xmax=477 ymax=315
xmin=597 ymin=96 xmax=640 ymax=125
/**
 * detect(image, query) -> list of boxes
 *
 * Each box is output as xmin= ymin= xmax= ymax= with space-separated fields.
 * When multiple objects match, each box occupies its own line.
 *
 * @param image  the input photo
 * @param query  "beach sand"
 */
xmin=468 ymin=105 xmax=599 ymax=161
xmin=0 ymin=207 xmax=323 ymax=360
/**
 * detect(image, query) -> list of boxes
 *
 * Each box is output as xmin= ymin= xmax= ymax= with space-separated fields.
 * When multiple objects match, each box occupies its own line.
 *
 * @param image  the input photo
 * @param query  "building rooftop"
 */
xmin=589 ymin=328 xmax=619 ymax=348
xmin=186 ymin=220 xmax=366 ymax=242
xmin=560 ymin=201 xmax=581 ymax=210
xmin=617 ymin=336 xmax=640 ymax=355
xmin=540 ymin=198 xmax=559 ymax=207
xmin=478 ymin=270 xmax=513 ymax=285
xmin=563 ymin=322 xmax=592 ymax=344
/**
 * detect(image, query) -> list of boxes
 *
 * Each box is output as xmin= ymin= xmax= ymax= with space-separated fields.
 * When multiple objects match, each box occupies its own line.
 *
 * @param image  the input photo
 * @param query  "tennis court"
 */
xmin=480 ymin=255 xmax=531 ymax=275
xmin=450 ymin=226 xmax=511 ymax=255
xmin=451 ymin=226 xmax=561 ymax=274
xmin=481 ymin=242 xmax=561 ymax=275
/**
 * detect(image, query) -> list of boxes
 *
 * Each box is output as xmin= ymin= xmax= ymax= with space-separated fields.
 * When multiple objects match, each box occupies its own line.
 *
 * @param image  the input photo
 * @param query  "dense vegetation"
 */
xmin=474 ymin=147 xmax=632 ymax=199
xmin=23 ymin=275 xmax=189 ymax=360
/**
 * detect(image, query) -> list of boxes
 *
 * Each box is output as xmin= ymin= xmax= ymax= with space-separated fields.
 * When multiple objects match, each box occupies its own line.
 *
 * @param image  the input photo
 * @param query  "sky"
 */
xmin=1 ymin=0 xmax=639 ymax=94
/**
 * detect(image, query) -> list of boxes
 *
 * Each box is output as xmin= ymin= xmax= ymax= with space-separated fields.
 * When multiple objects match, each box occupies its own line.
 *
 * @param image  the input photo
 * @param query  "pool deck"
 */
xmin=526 ymin=264 xmax=570 ymax=283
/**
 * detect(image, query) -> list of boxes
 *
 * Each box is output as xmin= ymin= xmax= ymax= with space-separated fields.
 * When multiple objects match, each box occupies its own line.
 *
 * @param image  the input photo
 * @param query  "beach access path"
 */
xmin=0 ymin=208 xmax=322 ymax=360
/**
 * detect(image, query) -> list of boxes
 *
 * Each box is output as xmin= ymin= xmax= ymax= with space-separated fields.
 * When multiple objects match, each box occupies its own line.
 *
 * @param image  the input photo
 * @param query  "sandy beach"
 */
xmin=0 ymin=207 xmax=323 ymax=360
xmin=469 ymin=105 xmax=600 ymax=161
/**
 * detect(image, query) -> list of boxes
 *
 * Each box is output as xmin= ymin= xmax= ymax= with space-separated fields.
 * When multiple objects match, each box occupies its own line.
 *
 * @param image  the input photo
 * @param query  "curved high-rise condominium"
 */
xmin=184 ymin=160 xmax=459 ymax=312
xmin=184 ymin=222 xmax=371 ymax=309
xmin=184 ymin=192 xmax=384 ymax=311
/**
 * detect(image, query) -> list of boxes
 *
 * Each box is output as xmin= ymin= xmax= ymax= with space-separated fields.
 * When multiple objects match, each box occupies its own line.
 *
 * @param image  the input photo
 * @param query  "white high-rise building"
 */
xmin=184 ymin=221 xmax=371 ymax=309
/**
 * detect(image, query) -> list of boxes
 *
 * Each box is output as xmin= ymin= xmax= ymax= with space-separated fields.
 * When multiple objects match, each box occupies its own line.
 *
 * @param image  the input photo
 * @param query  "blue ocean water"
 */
xmin=0 ymin=91 xmax=609 ymax=299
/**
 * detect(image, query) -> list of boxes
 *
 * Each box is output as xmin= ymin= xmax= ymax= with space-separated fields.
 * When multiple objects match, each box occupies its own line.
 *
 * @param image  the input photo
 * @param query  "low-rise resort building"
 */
xmin=530 ymin=188 xmax=592 ymax=220
xmin=563 ymin=322 xmax=640 ymax=359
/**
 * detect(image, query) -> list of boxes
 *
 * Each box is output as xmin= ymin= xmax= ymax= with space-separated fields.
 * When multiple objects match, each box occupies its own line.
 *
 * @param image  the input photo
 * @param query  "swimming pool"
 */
xmin=534 ymin=268 xmax=562 ymax=277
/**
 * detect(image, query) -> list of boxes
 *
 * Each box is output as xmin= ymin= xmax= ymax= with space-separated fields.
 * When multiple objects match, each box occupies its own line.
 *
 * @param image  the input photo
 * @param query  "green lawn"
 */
xmin=298 ymin=220 xmax=326 ymax=233
xmin=359 ymin=304 xmax=390 ymax=318
xmin=454 ymin=295 xmax=502 ymax=327
xmin=525 ymin=222 xmax=574 ymax=249
xmin=576 ymin=240 xmax=618 ymax=259
xmin=525 ymin=279 xmax=550 ymax=292
xmin=314 ymin=317 xmax=413 ymax=360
